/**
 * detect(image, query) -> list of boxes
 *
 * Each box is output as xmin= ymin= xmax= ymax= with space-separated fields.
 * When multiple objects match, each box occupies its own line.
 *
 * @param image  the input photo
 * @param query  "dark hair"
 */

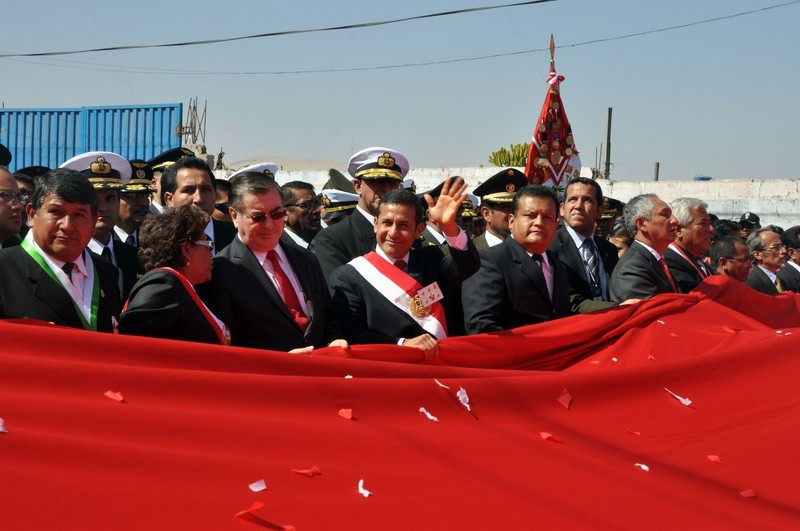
xmin=281 ymin=180 xmax=315 ymax=206
xmin=565 ymin=177 xmax=603 ymax=204
xmin=228 ymin=172 xmax=282 ymax=212
xmin=511 ymin=184 xmax=558 ymax=216
xmin=32 ymin=168 xmax=98 ymax=216
xmin=12 ymin=172 xmax=35 ymax=190
xmin=712 ymin=219 xmax=742 ymax=241
xmin=138 ymin=204 xmax=209 ymax=271
xmin=710 ymin=235 xmax=747 ymax=265
xmin=609 ymin=225 xmax=633 ymax=246
xmin=214 ymin=179 xmax=231 ymax=193
xmin=781 ymin=225 xmax=800 ymax=251
xmin=160 ymin=156 xmax=213 ymax=204
xmin=378 ymin=188 xmax=424 ymax=225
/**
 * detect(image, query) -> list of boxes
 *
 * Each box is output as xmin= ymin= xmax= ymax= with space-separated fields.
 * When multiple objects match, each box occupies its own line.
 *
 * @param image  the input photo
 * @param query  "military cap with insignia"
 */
xmin=402 ymin=177 xmax=416 ymax=192
xmin=147 ymin=147 xmax=195 ymax=172
xmin=126 ymin=159 xmax=156 ymax=193
xmin=461 ymin=194 xmax=480 ymax=218
xmin=60 ymin=151 xmax=129 ymax=190
xmin=347 ymin=147 xmax=409 ymax=181
xmin=229 ymin=162 xmax=279 ymax=181
xmin=320 ymin=189 xmax=358 ymax=221
xmin=13 ymin=165 xmax=51 ymax=179
xmin=473 ymin=168 xmax=528 ymax=204
xmin=0 ymin=143 xmax=12 ymax=167
xmin=324 ymin=168 xmax=356 ymax=193
xmin=599 ymin=197 xmax=624 ymax=220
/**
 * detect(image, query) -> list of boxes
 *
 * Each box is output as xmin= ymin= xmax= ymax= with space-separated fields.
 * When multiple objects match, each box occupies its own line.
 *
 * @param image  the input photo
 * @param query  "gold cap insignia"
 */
xmin=135 ymin=169 xmax=146 ymax=179
xmin=322 ymin=195 xmax=332 ymax=208
xmin=378 ymin=152 xmax=395 ymax=168
xmin=506 ymin=183 xmax=515 ymax=193
xmin=263 ymin=169 xmax=274 ymax=179
xmin=91 ymin=157 xmax=111 ymax=175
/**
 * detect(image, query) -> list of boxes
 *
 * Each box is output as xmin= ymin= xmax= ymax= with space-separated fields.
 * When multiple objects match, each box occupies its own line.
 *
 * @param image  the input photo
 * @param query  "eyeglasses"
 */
xmin=761 ymin=244 xmax=785 ymax=253
xmin=243 ymin=209 xmax=286 ymax=224
xmin=0 ymin=190 xmax=24 ymax=204
xmin=724 ymin=256 xmax=751 ymax=263
xmin=285 ymin=199 xmax=322 ymax=211
xmin=215 ymin=202 xmax=229 ymax=213
xmin=192 ymin=239 xmax=215 ymax=251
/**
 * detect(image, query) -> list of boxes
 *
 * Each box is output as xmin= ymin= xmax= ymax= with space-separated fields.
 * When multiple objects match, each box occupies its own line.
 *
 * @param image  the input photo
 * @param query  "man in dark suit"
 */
xmin=330 ymin=180 xmax=479 ymax=359
xmin=0 ymin=166 xmax=23 ymax=248
xmin=609 ymin=194 xmax=680 ymax=302
xmin=664 ymin=197 xmax=716 ymax=293
xmin=61 ymin=151 xmax=144 ymax=302
xmin=549 ymin=177 xmax=622 ymax=313
xmin=745 ymin=227 xmax=788 ymax=295
xmin=777 ymin=226 xmax=800 ymax=292
xmin=463 ymin=184 xmax=570 ymax=334
xmin=161 ymin=155 xmax=237 ymax=254
xmin=471 ymin=169 xmax=528 ymax=251
xmin=0 ymin=168 xmax=120 ymax=331
xmin=314 ymin=147 xmax=408 ymax=281
xmin=198 ymin=172 xmax=347 ymax=352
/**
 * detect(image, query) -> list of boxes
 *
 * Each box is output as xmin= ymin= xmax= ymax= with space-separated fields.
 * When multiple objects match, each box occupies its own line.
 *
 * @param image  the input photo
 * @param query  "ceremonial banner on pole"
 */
xmin=524 ymin=35 xmax=582 ymax=190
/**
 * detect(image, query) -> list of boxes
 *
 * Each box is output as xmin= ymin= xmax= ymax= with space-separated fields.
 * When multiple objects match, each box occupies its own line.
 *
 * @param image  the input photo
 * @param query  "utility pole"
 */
xmin=604 ymin=107 xmax=612 ymax=180
xmin=654 ymin=162 xmax=660 ymax=181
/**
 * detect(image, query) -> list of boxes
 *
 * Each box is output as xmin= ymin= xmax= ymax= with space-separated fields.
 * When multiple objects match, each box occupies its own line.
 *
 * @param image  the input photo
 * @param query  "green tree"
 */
xmin=488 ymin=142 xmax=529 ymax=167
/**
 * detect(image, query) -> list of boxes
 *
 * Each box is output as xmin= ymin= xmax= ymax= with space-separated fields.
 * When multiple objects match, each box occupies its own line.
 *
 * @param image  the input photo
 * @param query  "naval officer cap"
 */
xmin=348 ymin=147 xmax=409 ymax=181
xmin=473 ymin=168 xmax=528 ymax=204
xmin=60 ymin=151 xmax=129 ymax=190
xmin=148 ymin=147 xmax=196 ymax=172
xmin=229 ymin=162 xmax=279 ymax=181
xmin=321 ymin=189 xmax=358 ymax=221
xmin=14 ymin=165 xmax=51 ymax=179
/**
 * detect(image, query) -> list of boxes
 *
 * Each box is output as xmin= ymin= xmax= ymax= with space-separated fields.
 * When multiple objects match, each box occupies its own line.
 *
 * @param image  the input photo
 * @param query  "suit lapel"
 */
xmin=509 ymin=239 xmax=550 ymax=302
xmin=560 ymin=230 xmax=589 ymax=282
xmin=23 ymin=251 xmax=83 ymax=327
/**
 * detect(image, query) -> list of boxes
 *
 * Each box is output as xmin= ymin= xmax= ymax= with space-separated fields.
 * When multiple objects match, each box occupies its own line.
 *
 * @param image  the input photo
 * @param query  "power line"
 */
xmin=5 ymin=0 xmax=797 ymax=75
xmin=0 ymin=0 xmax=556 ymax=59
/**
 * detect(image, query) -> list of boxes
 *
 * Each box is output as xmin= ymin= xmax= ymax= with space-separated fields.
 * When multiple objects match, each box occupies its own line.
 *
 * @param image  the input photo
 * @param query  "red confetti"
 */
xmin=235 ymin=501 xmax=264 ymax=518
xmin=235 ymin=501 xmax=295 ymax=529
xmin=338 ymin=408 xmax=353 ymax=420
xmin=647 ymin=355 xmax=656 ymax=361
xmin=626 ymin=430 xmax=641 ymax=437
xmin=740 ymin=489 xmax=757 ymax=498
xmin=540 ymin=431 xmax=562 ymax=443
xmin=292 ymin=466 xmax=322 ymax=478
xmin=104 ymin=391 xmax=124 ymax=402
xmin=707 ymin=455 xmax=722 ymax=464
xmin=557 ymin=388 xmax=573 ymax=410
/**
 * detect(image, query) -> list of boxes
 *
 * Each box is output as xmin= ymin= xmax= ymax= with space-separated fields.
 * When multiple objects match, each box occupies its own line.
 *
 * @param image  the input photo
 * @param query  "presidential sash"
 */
xmin=348 ymin=252 xmax=448 ymax=339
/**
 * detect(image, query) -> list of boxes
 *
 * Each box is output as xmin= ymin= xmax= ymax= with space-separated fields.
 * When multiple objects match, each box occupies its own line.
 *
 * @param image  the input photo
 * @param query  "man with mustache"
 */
xmin=664 ymin=197 xmax=716 ymax=293
xmin=609 ymin=194 xmax=681 ymax=302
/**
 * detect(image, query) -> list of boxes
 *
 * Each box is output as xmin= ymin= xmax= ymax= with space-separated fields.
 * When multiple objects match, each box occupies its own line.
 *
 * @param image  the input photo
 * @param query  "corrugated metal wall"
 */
xmin=0 ymin=103 xmax=182 ymax=171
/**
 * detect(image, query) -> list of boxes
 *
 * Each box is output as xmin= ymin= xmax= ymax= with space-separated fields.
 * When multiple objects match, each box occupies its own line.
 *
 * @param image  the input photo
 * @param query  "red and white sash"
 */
xmin=349 ymin=252 xmax=448 ymax=339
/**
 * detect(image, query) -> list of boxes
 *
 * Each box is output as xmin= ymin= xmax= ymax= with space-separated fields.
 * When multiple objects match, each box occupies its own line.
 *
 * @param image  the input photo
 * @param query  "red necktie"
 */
xmin=394 ymin=259 xmax=407 ymax=272
xmin=658 ymin=257 xmax=679 ymax=292
xmin=267 ymin=250 xmax=309 ymax=332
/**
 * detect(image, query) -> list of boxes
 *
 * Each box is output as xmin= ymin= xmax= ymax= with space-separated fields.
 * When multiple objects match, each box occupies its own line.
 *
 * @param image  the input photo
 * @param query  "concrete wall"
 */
xmin=235 ymin=167 xmax=799 ymax=230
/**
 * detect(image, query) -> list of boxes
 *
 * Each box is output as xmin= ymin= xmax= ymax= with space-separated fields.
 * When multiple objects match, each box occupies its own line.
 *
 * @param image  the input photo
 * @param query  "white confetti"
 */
xmin=419 ymin=407 xmax=439 ymax=422
xmin=776 ymin=330 xmax=783 ymax=334
xmin=664 ymin=387 xmax=692 ymax=407
xmin=248 ymin=479 xmax=267 ymax=492
xmin=634 ymin=463 xmax=650 ymax=472
xmin=344 ymin=375 xmax=353 ymax=379
xmin=611 ymin=357 xmax=618 ymax=362
xmin=434 ymin=379 xmax=450 ymax=389
xmin=0 ymin=418 xmax=8 ymax=433
xmin=358 ymin=479 xmax=372 ymax=497
xmin=657 ymin=320 xmax=666 ymax=325
xmin=457 ymin=387 xmax=471 ymax=412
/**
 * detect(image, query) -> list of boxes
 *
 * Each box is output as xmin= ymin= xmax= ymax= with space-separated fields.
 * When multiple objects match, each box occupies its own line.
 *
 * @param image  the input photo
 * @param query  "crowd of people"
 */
xmin=0 ymin=143 xmax=797 ymax=358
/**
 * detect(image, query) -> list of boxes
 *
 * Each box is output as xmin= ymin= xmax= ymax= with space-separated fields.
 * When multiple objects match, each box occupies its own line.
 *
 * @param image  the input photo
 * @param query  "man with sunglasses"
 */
xmin=198 ymin=172 xmax=347 ymax=352
xmin=745 ymin=226 xmax=788 ymax=295
xmin=0 ymin=166 xmax=23 ymax=248
xmin=710 ymin=236 xmax=753 ymax=282
xmin=281 ymin=181 xmax=322 ymax=249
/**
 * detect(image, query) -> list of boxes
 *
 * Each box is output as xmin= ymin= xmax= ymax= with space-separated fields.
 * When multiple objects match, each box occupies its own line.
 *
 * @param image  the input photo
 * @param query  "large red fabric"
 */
xmin=1 ymin=276 xmax=799 ymax=529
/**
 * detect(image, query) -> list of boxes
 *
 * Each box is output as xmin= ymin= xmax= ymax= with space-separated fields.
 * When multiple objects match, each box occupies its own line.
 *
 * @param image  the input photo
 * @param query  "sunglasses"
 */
xmin=243 ymin=209 xmax=286 ymax=224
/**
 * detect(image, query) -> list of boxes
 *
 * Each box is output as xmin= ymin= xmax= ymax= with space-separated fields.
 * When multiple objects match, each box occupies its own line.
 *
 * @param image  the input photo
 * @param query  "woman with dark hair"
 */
xmin=608 ymin=224 xmax=633 ymax=259
xmin=118 ymin=204 xmax=229 ymax=344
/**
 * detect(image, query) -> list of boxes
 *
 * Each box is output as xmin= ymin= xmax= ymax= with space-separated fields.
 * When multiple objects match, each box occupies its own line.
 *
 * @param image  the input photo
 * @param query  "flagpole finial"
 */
xmin=549 ymin=34 xmax=555 ymax=69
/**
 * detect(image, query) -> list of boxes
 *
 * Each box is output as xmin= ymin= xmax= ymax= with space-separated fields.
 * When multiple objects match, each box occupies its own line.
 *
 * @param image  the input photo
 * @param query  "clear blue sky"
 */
xmin=3 ymin=0 xmax=799 ymax=181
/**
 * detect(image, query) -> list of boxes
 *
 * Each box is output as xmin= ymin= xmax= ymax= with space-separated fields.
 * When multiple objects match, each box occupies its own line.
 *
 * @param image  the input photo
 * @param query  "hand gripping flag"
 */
xmin=524 ymin=35 xmax=581 ymax=189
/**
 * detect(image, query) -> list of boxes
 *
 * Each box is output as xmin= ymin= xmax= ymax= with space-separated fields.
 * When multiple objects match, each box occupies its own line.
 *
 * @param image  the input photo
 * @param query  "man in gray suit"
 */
xmin=609 ymin=194 xmax=680 ymax=302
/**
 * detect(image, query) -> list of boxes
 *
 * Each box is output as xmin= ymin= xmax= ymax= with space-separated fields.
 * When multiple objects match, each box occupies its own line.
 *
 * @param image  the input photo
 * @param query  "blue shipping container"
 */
xmin=0 ymin=103 xmax=182 ymax=171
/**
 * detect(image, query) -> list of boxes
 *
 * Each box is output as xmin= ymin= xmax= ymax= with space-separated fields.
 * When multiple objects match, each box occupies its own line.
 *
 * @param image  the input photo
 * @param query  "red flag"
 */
xmin=524 ymin=35 xmax=581 ymax=189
